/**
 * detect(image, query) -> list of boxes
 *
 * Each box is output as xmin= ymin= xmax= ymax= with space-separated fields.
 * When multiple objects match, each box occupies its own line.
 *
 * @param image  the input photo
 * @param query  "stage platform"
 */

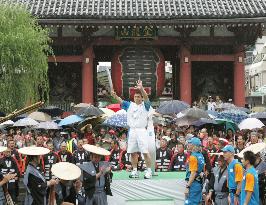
xmin=108 ymin=171 xmax=186 ymax=205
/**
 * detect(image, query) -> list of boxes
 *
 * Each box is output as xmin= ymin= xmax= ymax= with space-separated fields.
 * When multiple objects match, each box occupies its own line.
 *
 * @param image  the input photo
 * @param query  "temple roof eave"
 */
xmin=38 ymin=16 xmax=266 ymax=26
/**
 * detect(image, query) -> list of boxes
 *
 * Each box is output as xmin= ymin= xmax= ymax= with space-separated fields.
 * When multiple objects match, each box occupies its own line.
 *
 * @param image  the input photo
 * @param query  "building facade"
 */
xmin=3 ymin=0 xmax=266 ymax=107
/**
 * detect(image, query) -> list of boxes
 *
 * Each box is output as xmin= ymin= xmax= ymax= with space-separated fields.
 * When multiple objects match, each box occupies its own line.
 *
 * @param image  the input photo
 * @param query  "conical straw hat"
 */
xmin=18 ymin=146 xmax=50 ymax=156
xmin=51 ymin=162 xmax=81 ymax=180
xmin=83 ymin=144 xmax=110 ymax=156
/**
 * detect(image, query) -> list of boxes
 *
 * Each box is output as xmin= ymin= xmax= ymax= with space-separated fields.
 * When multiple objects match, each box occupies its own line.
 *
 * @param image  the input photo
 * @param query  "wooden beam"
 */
xmin=48 ymin=55 xmax=83 ymax=62
xmin=51 ymin=36 xmax=235 ymax=46
xmin=191 ymin=55 xmax=235 ymax=62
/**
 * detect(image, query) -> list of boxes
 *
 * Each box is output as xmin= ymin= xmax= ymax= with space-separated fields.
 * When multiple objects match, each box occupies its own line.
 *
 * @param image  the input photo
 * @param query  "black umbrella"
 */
xmin=76 ymin=105 xmax=104 ymax=118
xmin=156 ymin=100 xmax=190 ymax=115
xmin=38 ymin=106 xmax=64 ymax=117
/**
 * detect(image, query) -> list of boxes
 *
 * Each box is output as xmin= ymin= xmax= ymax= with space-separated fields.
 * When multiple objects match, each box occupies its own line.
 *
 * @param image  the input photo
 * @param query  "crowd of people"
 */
xmin=0 ymin=122 xmax=265 ymax=204
xmin=0 ymin=80 xmax=265 ymax=205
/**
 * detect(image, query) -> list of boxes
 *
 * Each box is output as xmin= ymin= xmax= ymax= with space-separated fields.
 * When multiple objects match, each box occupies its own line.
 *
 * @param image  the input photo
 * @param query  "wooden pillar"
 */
xmin=234 ymin=46 xmax=245 ymax=107
xmin=82 ymin=46 xmax=94 ymax=103
xmin=179 ymin=45 xmax=191 ymax=104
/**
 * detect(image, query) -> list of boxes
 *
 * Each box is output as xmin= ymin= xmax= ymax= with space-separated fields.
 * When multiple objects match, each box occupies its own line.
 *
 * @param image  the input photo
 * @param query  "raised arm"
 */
xmin=136 ymin=80 xmax=149 ymax=101
xmin=111 ymin=90 xmax=123 ymax=104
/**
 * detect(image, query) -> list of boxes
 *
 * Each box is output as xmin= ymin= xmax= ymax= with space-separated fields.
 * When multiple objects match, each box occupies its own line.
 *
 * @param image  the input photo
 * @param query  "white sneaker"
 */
xmin=129 ymin=170 xmax=139 ymax=178
xmin=144 ymin=170 xmax=152 ymax=179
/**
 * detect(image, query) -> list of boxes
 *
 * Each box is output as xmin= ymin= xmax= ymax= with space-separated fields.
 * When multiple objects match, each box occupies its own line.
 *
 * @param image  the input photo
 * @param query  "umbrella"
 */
xmin=13 ymin=118 xmax=39 ymax=127
xmin=182 ymin=107 xmax=209 ymax=119
xmin=156 ymin=100 xmax=190 ymax=115
xmin=217 ymin=109 xmax=248 ymax=124
xmin=215 ymin=118 xmax=238 ymax=132
xmin=74 ymin=103 xmax=91 ymax=109
xmin=250 ymin=112 xmax=266 ymax=119
xmin=238 ymin=143 xmax=266 ymax=158
xmin=100 ymin=108 xmax=115 ymax=117
xmin=0 ymin=120 xmax=14 ymax=126
xmin=12 ymin=114 xmax=28 ymax=122
xmin=176 ymin=116 xmax=196 ymax=127
xmin=58 ymin=115 xmax=84 ymax=126
xmin=76 ymin=105 xmax=104 ymax=118
xmin=38 ymin=106 xmax=64 ymax=117
xmin=238 ymin=118 xmax=264 ymax=130
xmin=220 ymin=103 xmax=236 ymax=110
xmin=207 ymin=110 xmax=218 ymax=117
xmin=28 ymin=112 xmax=52 ymax=122
xmin=191 ymin=118 xmax=218 ymax=127
xmin=106 ymin=104 xmax=121 ymax=112
xmin=103 ymin=113 xmax=128 ymax=128
xmin=0 ymin=112 xmax=5 ymax=117
xmin=37 ymin=121 xmax=61 ymax=130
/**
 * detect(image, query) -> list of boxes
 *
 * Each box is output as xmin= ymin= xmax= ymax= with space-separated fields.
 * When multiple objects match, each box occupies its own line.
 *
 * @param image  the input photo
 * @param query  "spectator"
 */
xmin=155 ymin=139 xmax=172 ymax=172
xmin=13 ymin=128 xmax=24 ymax=148
xmin=43 ymin=140 xmax=60 ymax=181
xmin=0 ymin=148 xmax=20 ymax=203
xmin=36 ymin=134 xmax=44 ymax=147
xmin=98 ymin=128 xmax=112 ymax=150
xmin=118 ymin=132 xmax=127 ymax=151
xmin=53 ymin=131 xmax=65 ymax=152
xmin=254 ymin=153 xmax=266 ymax=204
xmin=199 ymin=128 xmax=208 ymax=147
xmin=170 ymin=143 xmax=187 ymax=171
xmin=57 ymin=142 xmax=72 ymax=163
xmin=246 ymin=132 xmax=260 ymax=147
xmin=235 ymin=135 xmax=245 ymax=154
xmin=205 ymin=136 xmax=217 ymax=167
xmin=72 ymin=139 xmax=90 ymax=165
xmin=82 ymin=124 xmax=95 ymax=145
xmin=119 ymin=147 xmax=132 ymax=171
xmin=108 ymin=140 xmax=121 ymax=171
xmin=207 ymin=96 xmax=216 ymax=111
xmin=168 ymin=132 xmax=178 ymax=150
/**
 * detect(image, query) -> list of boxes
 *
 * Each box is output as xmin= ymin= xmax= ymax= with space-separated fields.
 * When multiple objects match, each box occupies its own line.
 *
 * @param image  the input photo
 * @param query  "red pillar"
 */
xmin=180 ymin=45 xmax=192 ymax=104
xmin=82 ymin=46 xmax=94 ymax=103
xmin=234 ymin=46 xmax=245 ymax=107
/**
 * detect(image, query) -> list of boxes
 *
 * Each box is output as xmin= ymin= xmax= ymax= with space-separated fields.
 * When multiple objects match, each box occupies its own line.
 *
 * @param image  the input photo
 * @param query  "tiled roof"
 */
xmin=1 ymin=0 xmax=266 ymax=20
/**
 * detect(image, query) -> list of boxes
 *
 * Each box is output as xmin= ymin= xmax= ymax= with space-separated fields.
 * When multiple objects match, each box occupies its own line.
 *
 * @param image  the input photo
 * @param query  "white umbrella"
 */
xmin=100 ymin=108 xmax=115 ymax=117
xmin=238 ymin=118 xmax=264 ymax=130
xmin=13 ymin=118 xmax=39 ymax=127
xmin=238 ymin=143 xmax=266 ymax=158
xmin=0 ymin=120 xmax=14 ymax=126
xmin=37 ymin=121 xmax=61 ymax=130
xmin=28 ymin=111 xmax=52 ymax=122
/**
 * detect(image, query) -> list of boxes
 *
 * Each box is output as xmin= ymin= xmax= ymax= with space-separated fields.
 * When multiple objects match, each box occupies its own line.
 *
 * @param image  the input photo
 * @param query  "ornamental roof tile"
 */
xmin=1 ymin=0 xmax=266 ymax=20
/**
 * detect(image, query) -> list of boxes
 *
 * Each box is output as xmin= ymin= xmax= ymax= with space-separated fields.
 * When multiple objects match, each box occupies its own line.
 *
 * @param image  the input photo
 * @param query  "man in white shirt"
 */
xmin=207 ymin=96 xmax=216 ymax=111
xmin=111 ymin=80 xmax=152 ymax=179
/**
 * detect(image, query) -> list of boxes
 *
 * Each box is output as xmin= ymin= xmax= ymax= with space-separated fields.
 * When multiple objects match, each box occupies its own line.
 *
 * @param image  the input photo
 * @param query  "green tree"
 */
xmin=0 ymin=3 xmax=51 ymax=113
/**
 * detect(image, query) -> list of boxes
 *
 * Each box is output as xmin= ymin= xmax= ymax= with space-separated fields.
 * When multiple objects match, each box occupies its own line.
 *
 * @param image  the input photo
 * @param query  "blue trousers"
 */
xmin=229 ymin=192 xmax=235 ymax=205
xmin=184 ymin=181 xmax=202 ymax=205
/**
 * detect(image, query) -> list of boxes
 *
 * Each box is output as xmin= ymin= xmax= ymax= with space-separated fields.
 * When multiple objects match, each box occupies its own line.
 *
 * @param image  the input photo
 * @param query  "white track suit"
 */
xmin=122 ymin=100 xmax=151 ymax=154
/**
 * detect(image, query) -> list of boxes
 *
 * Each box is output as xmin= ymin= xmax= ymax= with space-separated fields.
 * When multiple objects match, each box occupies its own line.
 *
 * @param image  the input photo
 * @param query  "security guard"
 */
xmin=222 ymin=145 xmax=243 ymax=205
xmin=240 ymin=151 xmax=259 ymax=205
xmin=184 ymin=137 xmax=205 ymax=205
xmin=206 ymin=154 xmax=229 ymax=205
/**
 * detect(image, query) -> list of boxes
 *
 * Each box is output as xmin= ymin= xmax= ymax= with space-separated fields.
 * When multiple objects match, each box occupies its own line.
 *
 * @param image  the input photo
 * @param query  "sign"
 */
xmin=115 ymin=26 xmax=157 ymax=40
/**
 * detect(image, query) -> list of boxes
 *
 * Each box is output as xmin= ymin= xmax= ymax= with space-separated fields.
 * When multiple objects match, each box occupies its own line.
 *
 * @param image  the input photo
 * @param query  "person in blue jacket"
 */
xmin=184 ymin=137 xmax=205 ymax=205
xmin=240 ymin=151 xmax=259 ymax=205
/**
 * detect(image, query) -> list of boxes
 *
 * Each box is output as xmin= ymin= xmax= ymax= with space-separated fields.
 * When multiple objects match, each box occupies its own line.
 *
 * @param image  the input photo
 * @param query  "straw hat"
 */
xmin=18 ymin=146 xmax=50 ymax=156
xmin=83 ymin=144 xmax=110 ymax=156
xmin=51 ymin=162 xmax=81 ymax=180
xmin=0 ymin=146 xmax=7 ymax=153
xmin=238 ymin=142 xmax=266 ymax=158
